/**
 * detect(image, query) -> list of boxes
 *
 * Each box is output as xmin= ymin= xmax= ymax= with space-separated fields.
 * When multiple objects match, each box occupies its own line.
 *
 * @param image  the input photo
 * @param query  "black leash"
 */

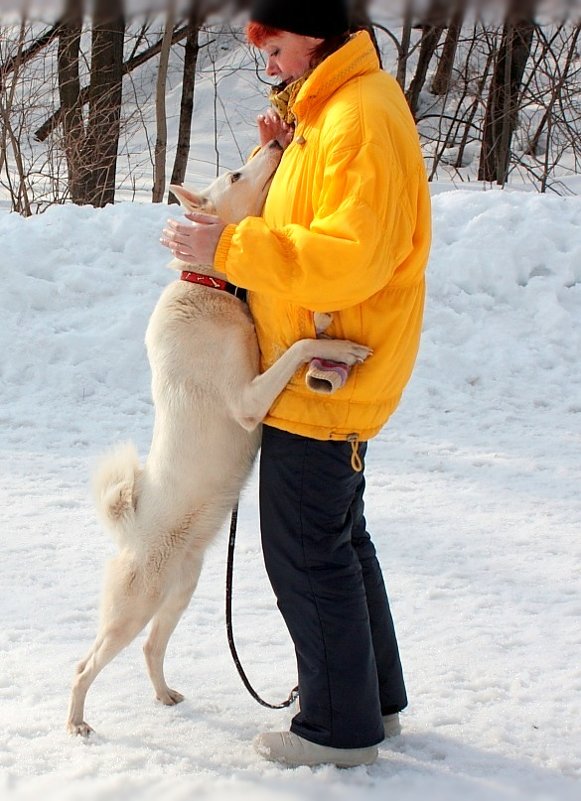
xmin=226 ymin=503 xmax=299 ymax=709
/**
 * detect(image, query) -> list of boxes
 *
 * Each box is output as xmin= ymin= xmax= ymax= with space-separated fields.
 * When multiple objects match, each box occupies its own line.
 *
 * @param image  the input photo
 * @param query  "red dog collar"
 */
xmin=180 ymin=270 xmax=246 ymax=302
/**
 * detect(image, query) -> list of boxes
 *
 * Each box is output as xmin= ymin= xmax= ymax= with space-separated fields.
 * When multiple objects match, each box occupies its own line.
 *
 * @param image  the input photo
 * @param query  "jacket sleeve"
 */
xmin=214 ymin=140 xmax=417 ymax=313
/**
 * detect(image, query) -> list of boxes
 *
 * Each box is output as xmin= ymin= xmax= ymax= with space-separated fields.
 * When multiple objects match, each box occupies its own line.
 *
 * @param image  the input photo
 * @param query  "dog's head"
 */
xmin=169 ymin=139 xmax=283 ymax=224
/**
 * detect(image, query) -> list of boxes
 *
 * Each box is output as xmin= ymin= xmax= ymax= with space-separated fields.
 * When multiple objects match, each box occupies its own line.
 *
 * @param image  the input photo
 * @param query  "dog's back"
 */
xmin=94 ymin=278 xmax=261 ymax=558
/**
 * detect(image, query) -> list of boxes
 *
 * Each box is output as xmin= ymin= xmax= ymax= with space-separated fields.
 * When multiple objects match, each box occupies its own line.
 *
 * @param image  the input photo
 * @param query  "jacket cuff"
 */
xmin=214 ymin=224 xmax=236 ymax=273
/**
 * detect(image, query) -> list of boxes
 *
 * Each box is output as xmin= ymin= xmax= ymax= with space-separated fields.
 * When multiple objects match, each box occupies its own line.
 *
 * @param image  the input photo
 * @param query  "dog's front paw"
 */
xmin=315 ymin=339 xmax=373 ymax=366
xmin=157 ymin=688 xmax=185 ymax=706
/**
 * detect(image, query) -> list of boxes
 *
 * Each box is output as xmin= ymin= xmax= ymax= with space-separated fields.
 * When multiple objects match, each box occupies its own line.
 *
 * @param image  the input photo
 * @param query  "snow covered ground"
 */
xmin=1 ymin=188 xmax=580 ymax=801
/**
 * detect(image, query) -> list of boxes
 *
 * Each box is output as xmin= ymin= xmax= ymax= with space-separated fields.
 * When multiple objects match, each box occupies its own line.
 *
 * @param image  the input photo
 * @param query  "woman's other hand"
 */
xmin=160 ymin=212 xmax=226 ymax=266
xmin=257 ymin=108 xmax=294 ymax=149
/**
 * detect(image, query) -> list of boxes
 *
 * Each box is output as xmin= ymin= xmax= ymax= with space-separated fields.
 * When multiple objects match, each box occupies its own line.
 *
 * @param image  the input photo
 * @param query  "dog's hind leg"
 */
xmin=67 ymin=614 xmax=153 ymax=736
xmin=67 ymin=559 xmax=159 ymax=736
xmin=143 ymin=558 xmax=203 ymax=705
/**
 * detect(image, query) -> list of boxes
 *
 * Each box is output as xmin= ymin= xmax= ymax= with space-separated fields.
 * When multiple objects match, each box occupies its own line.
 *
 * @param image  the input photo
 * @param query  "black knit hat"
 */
xmin=249 ymin=0 xmax=350 ymax=39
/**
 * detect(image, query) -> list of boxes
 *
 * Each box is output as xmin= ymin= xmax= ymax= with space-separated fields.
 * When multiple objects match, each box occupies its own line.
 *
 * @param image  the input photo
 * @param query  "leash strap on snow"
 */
xmin=226 ymin=503 xmax=299 ymax=710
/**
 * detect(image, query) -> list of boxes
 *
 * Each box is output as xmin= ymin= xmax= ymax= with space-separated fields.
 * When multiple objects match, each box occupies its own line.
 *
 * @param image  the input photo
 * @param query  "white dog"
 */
xmin=67 ymin=140 xmax=372 ymax=737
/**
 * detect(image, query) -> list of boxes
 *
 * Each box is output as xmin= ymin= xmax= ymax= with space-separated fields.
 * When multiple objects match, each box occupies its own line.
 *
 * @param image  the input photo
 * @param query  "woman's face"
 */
xmin=261 ymin=31 xmax=324 ymax=85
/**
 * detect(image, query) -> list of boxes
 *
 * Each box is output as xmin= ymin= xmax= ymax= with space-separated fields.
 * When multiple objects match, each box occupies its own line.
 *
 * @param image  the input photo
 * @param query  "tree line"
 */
xmin=0 ymin=0 xmax=579 ymax=214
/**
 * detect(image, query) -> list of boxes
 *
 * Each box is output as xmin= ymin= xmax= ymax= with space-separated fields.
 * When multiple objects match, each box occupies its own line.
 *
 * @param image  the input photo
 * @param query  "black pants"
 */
xmin=259 ymin=425 xmax=407 ymax=749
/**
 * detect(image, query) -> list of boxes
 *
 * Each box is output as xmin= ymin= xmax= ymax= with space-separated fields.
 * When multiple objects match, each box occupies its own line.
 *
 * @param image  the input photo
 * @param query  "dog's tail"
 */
xmin=92 ymin=441 xmax=143 ymax=549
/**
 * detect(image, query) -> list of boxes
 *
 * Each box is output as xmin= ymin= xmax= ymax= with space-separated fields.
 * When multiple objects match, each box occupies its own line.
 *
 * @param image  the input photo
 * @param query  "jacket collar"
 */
xmin=292 ymin=31 xmax=380 ymax=123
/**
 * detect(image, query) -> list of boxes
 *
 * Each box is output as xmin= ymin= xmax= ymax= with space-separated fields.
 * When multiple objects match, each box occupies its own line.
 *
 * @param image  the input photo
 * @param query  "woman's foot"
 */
xmin=254 ymin=731 xmax=378 ymax=768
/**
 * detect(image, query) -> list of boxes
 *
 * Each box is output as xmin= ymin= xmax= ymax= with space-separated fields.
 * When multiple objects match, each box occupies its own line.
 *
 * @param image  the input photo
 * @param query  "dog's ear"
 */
xmin=169 ymin=184 xmax=212 ymax=213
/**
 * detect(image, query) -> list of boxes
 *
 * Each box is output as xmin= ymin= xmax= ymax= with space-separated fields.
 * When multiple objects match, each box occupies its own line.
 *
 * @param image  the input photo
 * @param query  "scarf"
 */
xmin=269 ymin=72 xmax=312 ymax=125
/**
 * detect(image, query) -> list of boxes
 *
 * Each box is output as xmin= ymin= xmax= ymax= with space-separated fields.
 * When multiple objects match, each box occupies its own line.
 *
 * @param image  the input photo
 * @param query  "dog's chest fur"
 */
xmin=146 ymin=280 xmax=255 ymax=372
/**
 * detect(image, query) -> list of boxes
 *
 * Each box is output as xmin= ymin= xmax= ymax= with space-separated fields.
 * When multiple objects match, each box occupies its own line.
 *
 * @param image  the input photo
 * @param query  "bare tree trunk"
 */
xmin=478 ymin=0 xmax=537 ymax=184
xmin=78 ymin=0 xmax=125 ymax=206
xmin=0 ymin=15 xmax=32 ymax=215
xmin=35 ymin=24 xmax=190 ymax=143
xmin=152 ymin=2 xmax=176 ymax=203
xmin=168 ymin=0 xmax=204 ymax=204
xmin=405 ymin=0 xmax=448 ymax=117
xmin=397 ymin=1 xmax=413 ymax=89
xmin=58 ymin=0 xmax=84 ymax=202
xmin=431 ymin=0 xmax=466 ymax=95
xmin=455 ymin=40 xmax=496 ymax=170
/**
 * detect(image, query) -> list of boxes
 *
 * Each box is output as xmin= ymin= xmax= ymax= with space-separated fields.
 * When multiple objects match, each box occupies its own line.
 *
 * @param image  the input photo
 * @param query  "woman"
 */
xmin=161 ymin=0 xmax=431 ymax=768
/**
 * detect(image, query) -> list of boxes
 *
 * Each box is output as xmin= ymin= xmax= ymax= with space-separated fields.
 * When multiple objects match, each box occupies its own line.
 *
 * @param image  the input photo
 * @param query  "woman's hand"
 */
xmin=257 ymin=108 xmax=294 ymax=149
xmin=160 ymin=212 xmax=226 ymax=266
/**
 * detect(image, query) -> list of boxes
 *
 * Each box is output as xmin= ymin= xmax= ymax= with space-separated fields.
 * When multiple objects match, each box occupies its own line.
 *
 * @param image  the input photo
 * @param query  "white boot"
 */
xmin=383 ymin=713 xmax=402 ymax=738
xmin=254 ymin=731 xmax=378 ymax=768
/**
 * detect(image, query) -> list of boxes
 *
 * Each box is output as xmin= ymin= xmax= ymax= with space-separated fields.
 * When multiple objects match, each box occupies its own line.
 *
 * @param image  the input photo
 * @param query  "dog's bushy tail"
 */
xmin=93 ymin=441 xmax=143 ymax=549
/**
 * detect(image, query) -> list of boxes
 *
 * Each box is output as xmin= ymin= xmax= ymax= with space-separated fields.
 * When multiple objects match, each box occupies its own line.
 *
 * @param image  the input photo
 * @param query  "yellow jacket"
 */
xmin=215 ymin=31 xmax=431 ymax=441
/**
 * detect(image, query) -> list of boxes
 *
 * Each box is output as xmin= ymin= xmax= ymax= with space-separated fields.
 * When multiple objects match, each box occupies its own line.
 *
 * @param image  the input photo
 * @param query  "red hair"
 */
xmin=246 ymin=21 xmax=350 ymax=65
xmin=246 ymin=22 xmax=283 ymax=47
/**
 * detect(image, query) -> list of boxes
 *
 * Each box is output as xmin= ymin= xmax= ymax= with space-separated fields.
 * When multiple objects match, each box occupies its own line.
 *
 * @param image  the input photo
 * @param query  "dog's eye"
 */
xmin=230 ymin=172 xmax=242 ymax=184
